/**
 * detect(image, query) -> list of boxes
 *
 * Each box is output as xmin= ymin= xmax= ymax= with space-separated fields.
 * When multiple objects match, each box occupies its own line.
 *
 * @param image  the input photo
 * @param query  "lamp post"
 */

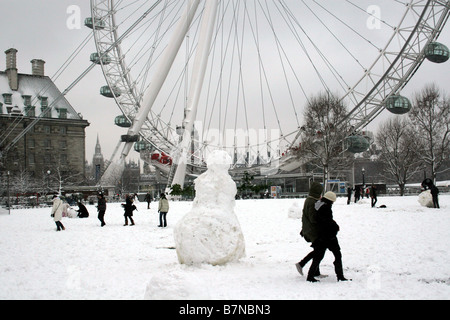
xmin=7 ymin=171 xmax=10 ymax=215
xmin=47 ymin=170 xmax=51 ymax=196
xmin=362 ymin=167 xmax=365 ymax=188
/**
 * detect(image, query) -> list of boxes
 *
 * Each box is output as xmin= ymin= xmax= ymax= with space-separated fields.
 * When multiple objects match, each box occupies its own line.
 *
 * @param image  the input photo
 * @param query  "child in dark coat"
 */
xmin=122 ymin=195 xmax=137 ymax=226
xmin=97 ymin=193 xmax=107 ymax=226
xmin=76 ymin=202 xmax=89 ymax=218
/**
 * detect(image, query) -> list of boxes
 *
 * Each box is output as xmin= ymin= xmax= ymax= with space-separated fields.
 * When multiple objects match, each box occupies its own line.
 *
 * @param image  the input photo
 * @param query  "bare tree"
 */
xmin=46 ymin=154 xmax=84 ymax=195
xmin=376 ymin=117 xmax=424 ymax=195
xmin=409 ymin=84 xmax=450 ymax=184
xmin=11 ymin=167 xmax=33 ymax=197
xmin=299 ymin=92 xmax=351 ymax=189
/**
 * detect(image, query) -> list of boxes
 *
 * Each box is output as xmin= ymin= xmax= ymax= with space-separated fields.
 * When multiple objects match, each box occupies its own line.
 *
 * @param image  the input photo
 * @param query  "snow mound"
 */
xmin=288 ymin=201 xmax=302 ymax=219
xmin=144 ymin=269 xmax=210 ymax=300
xmin=174 ymin=150 xmax=245 ymax=266
xmin=418 ymin=190 xmax=433 ymax=208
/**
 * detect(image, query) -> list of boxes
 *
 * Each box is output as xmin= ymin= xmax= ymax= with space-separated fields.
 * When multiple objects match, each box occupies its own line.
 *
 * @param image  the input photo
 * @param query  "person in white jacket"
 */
xmin=51 ymin=195 xmax=65 ymax=231
xmin=158 ymin=193 xmax=169 ymax=227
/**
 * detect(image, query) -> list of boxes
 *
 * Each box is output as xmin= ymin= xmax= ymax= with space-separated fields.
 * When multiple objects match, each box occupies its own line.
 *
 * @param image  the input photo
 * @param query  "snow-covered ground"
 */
xmin=0 ymin=195 xmax=449 ymax=300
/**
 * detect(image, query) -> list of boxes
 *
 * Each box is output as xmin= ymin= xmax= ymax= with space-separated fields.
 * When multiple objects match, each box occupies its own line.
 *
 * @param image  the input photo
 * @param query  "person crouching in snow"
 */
xmin=51 ymin=195 xmax=65 ymax=231
xmin=76 ymin=201 xmax=89 ymax=218
xmin=122 ymin=194 xmax=137 ymax=226
xmin=307 ymin=191 xmax=349 ymax=282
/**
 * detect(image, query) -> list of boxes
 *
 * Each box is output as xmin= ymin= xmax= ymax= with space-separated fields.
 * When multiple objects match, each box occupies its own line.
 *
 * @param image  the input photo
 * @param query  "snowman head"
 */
xmin=206 ymin=150 xmax=231 ymax=172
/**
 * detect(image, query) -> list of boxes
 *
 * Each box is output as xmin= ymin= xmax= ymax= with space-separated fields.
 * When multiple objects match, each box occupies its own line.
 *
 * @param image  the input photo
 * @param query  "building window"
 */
xmin=60 ymin=126 xmax=67 ymax=134
xmin=60 ymin=154 xmax=67 ymax=163
xmin=28 ymin=139 xmax=35 ymax=148
xmin=39 ymin=96 xmax=48 ymax=107
xmin=24 ymin=106 xmax=35 ymax=117
xmin=2 ymin=93 xmax=12 ymax=105
xmin=60 ymin=140 xmax=67 ymax=149
xmin=58 ymin=108 xmax=67 ymax=119
xmin=44 ymin=125 xmax=50 ymax=134
xmin=29 ymin=154 xmax=35 ymax=165
xmin=22 ymin=95 xmax=32 ymax=106
xmin=44 ymin=139 xmax=51 ymax=149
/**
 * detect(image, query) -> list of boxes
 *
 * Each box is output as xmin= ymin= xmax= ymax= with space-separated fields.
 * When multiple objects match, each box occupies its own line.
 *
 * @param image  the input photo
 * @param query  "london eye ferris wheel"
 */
xmin=85 ymin=0 xmax=449 ymax=187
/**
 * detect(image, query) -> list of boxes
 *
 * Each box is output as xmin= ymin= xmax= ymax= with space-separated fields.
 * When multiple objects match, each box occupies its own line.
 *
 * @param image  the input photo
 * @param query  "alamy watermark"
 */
xmin=66 ymin=5 xmax=81 ymax=30
xmin=367 ymin=5 xmax=382 ymax=30
xmin=174 ymin=120 xmax=282 ymax=175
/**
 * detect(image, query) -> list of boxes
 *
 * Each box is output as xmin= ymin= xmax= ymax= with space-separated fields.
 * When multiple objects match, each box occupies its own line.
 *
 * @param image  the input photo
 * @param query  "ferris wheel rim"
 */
xmin=89 ymin=0 xmax=449 ymax=165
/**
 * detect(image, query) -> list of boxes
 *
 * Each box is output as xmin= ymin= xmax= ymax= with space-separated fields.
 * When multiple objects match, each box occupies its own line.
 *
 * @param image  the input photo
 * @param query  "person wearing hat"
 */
xmin=307 ymin=191 xmax=349 ymax=282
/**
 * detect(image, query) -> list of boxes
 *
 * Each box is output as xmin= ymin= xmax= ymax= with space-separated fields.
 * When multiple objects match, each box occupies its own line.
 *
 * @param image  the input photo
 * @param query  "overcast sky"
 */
xmin=1 ymin=0 xmax=449 ymax=164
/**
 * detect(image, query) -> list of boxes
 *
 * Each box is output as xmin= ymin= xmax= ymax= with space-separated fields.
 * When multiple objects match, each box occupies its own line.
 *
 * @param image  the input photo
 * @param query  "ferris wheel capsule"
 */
xmin=100 ymin=85 xmax=121 ymax=98
xmin=114 ymin=115 xmax=132 ymax=128
xmin=90 ymin=52 xmax=111 ymax=65
xmin=384 ymin=95 xmax=412 ymax=115
xmin=134 ymin=140 xmax=152 ymax=152
xmin=424 ymin=42 xmax=449 ymax=63
xmin=345 ymin=135 xmax=370 ymax=153
xmin=84 ymin=17 xmax=105 ymax=30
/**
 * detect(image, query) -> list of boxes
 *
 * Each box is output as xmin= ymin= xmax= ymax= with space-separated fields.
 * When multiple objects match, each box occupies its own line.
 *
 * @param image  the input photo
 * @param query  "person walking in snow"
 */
xmin=354 ymin=186 xmax=361 ymax=203
xmin=97 ymin=192 xmax=107 ymax=226
xmin=347 ymin=186 xmax=352 ymax=205
xmin=158 ymin=193 xmax=169 ymax=227
xmin=370 ymin=184 xmax=377 ymax=208
xmin=296 ymin=181 xmax=324 ymax=277
xmin=122 ymin=194 xmax=137 ymax=226
xmin=307 ymin=191 xmax=349 ymax=282
xmin=51 ymin=195 xmax=65 ymax=231
xmin=144 ymin=192 xmax=152 ymax=209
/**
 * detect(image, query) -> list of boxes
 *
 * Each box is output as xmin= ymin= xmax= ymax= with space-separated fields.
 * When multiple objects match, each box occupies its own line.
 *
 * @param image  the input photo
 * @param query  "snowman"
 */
xmin=418 ymin=189 xmax=434 ymax=208
xmin=173 ymin=150 xmax=245 ymax=265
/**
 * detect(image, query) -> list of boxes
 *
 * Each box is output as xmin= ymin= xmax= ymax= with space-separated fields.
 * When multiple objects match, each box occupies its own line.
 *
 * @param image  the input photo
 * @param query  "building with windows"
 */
xmin=0 ymin=48 xmax=89 ymax=182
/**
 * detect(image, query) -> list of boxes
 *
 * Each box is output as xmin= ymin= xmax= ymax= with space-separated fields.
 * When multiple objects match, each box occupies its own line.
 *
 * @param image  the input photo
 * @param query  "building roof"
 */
xmin=0 ymin=71 xmax=83 ymax=120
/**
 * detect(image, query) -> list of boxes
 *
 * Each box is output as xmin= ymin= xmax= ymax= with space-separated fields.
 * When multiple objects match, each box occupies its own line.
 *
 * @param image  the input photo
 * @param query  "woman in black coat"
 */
xmin=307 ymin=191 xmax=349 ymax=283
xmin=122 ymin=195 xmax=137 ymax=226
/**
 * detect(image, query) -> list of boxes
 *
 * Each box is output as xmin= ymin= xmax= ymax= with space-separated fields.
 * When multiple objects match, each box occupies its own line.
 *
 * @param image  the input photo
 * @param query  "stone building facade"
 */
xmin=0 ymin=48 xmax=89 ymax=181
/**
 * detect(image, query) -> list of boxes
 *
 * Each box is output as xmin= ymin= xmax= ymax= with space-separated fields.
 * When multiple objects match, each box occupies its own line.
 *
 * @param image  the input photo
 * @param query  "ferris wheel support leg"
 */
xmin=171 ymin=0 xmax=219 ymax=188
xmin=118 ymin=0 xmax=201 ymax=161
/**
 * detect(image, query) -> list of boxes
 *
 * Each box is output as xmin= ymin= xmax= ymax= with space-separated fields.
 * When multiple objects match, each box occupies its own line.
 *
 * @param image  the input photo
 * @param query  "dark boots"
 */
xmin=334 ymin=260 xmax=350 ymax=281
xmin=124 ymin=217 xmax=135 ymax=226
xmin=55 ymin=221 xmax=65 ymax=231
xmin=306 ymin=251 xmax=350 ymax=282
